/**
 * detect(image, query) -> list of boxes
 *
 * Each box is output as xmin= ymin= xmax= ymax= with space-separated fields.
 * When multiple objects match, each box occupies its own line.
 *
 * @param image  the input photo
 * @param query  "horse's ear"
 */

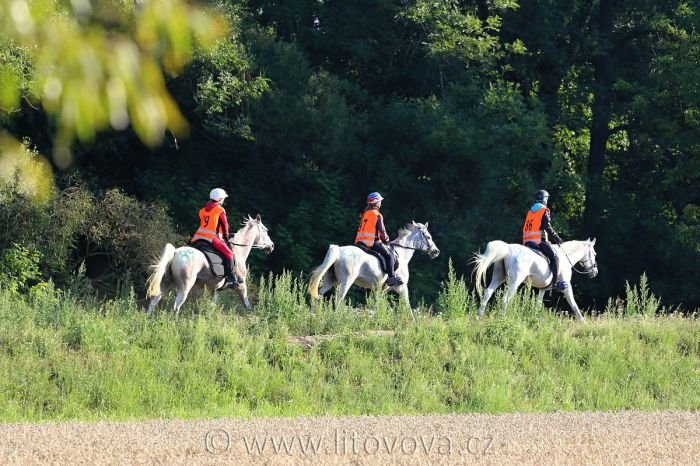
xmin=591 ymin=237 xmax=596 ymax=246
xmin=424 ymin=222 xmax=429 ymax=229
xmin=255 ymin=214 xmax=261 ymax=222
xmin=411 ymin=220 xmax=417 ymax=227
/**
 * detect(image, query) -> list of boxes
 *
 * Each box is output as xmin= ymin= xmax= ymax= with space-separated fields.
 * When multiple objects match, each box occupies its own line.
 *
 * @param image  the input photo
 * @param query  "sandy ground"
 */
xmin=1 ymin=411 xmax=698 ymax=465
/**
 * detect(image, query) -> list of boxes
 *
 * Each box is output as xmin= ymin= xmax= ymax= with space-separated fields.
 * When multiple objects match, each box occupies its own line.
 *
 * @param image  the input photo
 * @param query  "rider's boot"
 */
xmin=221 ymin=258 xmax=243 ymax=288
xmin=553 ymin=280 xmax=569 ymax=291
xmin=386 ymin=275 xmax=403 ymax=287
xmin=550 ymin=255 xmax=568 ymax=291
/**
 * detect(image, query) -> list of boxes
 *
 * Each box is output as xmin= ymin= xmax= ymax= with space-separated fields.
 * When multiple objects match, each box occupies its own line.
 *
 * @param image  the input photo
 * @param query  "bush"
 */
xmin=605 ymin=274 xmax=664 ymax=317
xmin=0 ymin=243 xmax=42 ymax=292
xmin=436 ymin=259 xmax=474 ymax=319
xmin=0 ymin=180 xmax=183 ymax=295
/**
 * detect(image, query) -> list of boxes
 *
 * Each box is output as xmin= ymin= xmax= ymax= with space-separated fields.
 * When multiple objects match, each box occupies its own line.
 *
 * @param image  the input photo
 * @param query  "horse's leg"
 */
xmin=173 ymin=277 xmax=196 ymax=316
xmin=236 ymin=282 xmax=253 ymax=312
xmin=561 ymin=287 xmax=585 ymax=321
xmin=335 ymin=273 xmax=358 ymax=308
xmin=478 ymin=261 xmax=506 ymax=317
xmin=397 ymin=285 xmax=410 ymax=307
xmin=308 ymin=271 xmax=335 ymax=312
xmin=537 ymin=289 xmax=546 ymax=303
xmin=146 ymin=274 xmax=173 ymax=315
xmin=147 ymin=294 xmax=162 ymax=315
xmin=395 ymin=285 xmax=415 ymax=321
xmin=318 ymin=270 xmax=336 ymax=296
xmin=503 ymin=268 xmax=528 ymax=314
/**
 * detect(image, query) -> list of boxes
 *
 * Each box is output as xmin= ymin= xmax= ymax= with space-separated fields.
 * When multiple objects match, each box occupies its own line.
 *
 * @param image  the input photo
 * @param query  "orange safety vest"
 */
xmin=522 ymin=206 xmax=548 ymax=244
xmin=355 ymin=209 xmax=381 ymax=246
xmin=192 ymin=204 xmax=225 ymax=243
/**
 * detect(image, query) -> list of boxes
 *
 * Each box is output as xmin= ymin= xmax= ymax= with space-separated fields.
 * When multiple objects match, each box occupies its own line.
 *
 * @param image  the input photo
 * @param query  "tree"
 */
xmin=0 ymin=0 xmax=227 ymax=171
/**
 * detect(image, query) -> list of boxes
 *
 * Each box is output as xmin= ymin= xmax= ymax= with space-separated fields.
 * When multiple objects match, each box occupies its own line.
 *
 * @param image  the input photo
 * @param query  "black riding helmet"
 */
xmin=535 ymin=189 xmax=550 ymax=205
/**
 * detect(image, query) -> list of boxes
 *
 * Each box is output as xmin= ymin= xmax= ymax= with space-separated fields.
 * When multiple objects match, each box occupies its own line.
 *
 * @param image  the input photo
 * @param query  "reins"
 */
xmin=229 ymin=223 xmax=268 ymax=249
xmin=390 ymin=231 xmax=429 ymax=253
xmin=390 ymin=242 xmax=423 ymax=251
xmin=559 ymin=244 xmax=595 ymax=275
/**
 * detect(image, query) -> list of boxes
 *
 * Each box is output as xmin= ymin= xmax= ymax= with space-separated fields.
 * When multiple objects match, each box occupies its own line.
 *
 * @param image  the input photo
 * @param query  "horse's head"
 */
xmin=404 ymin=221 xmax=440 ymax=258
xmin=250 ymin=214 xmax=275 ymax=254
xmin=580 ymin=238 xmax=598 ymax=278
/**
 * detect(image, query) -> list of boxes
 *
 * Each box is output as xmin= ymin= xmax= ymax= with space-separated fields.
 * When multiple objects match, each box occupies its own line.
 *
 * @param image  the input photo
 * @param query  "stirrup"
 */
xmin=553 ymin=280 xmax=569 ymax=291
xmin=219 ymin=276 xmax=242 ymax=290
xmin=386 ymin=276 xmax=403 ymax=286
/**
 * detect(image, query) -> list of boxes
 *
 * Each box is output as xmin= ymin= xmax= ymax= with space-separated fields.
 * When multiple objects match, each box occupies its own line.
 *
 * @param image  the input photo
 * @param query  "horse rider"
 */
xmin=355 ymin=192 xmax=403 ymax=287
xmin=191 ymin=188 xmax=243 ymax=288
xmin=522 ymin=189 xmax=568 ymax=291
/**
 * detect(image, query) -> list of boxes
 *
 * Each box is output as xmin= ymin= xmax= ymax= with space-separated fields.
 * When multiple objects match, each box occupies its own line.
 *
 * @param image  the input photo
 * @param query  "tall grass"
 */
xmin=0 ymin=272 xmax=697 ymax=422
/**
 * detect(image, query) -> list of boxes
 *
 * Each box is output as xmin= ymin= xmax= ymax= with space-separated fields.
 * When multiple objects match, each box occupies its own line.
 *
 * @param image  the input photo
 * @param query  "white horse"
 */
xmin=308 ymin=221 xmax=440 ymax=308
xmin=146 ymin=215 xmax=274 ymax=314
xmin=472 ymin=239 xmax=598 ymax=320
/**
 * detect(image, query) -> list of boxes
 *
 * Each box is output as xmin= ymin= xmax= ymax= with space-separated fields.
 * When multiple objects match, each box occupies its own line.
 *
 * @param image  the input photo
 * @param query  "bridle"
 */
xmin=391 ymin=228 xmax=431 ymax=253
xmin=561 ymin=243 xmax=597 ymax=276
xmin=228 ymin=222 xmax=270 ymax=249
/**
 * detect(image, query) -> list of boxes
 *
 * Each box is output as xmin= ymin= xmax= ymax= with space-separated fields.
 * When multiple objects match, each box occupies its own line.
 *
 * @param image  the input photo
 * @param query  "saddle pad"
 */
xmin=354 ymin=243 xmax=400 ymax=273
xmin=192 ymin=241 xmax=226 ymax=278
xmin=525 ymin=244 xmax=550 ymax=263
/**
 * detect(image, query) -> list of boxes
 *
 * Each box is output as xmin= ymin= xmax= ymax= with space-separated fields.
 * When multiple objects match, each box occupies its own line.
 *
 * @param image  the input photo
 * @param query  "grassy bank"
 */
xmin=0 ymin=271 xmax=698 ymax=422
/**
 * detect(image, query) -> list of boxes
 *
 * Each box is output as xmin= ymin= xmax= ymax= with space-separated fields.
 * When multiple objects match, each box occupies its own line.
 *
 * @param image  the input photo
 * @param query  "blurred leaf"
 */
xmin=0 ymin=134 xmax=53 ymax=203
xmin=0 ymin=0 xmax=228 ymax=166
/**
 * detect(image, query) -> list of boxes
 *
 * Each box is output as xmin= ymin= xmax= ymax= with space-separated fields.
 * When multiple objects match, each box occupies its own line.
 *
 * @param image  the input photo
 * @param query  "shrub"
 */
xmin=436 ymin=258 xmax=473 ymax=319
xmin=0 ymin=179 xmax=184 ymax=295
xmin=0 ymin=243 xmax=42 ymax=292
xmin=606 ymin=274 xmax=663 ymax=317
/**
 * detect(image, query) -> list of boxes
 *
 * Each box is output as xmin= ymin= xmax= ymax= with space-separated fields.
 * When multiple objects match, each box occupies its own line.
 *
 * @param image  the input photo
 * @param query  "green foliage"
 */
xmin=0 ymin=277 xmax=698 ymax=422
xmin=402 ymin=0 xmax=517 ymax=68
xmin=0 ymin=0 xmax=228 ymax=165
xmin=195 ymin=33 xmax=271 ymax=139
xmin=605 ymin=274 xmax=664 ymax=318
xmin=437 ymin=259 xmax=473 ymax=319
xmin=0 ymin=242 xmax=41 ymax=292
xmin=0 ymin=39 xmax=36 ymax=116
xmin=77 ymin=188 xmax=182 ymax=287
xmin=0 ymin=180 xmax=180 ymax=295
xmin=255 ymin=270 xmax=308 ymax=323
xmin=0 ymin=136 xmax=53 ymax=203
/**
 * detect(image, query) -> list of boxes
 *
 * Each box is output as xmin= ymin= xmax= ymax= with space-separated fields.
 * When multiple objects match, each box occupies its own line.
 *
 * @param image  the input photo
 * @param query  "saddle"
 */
xmin=355 ymin=243 xmax=400 ymax=274
xmin=525 ymin=243 xmax=551 ymax=263
xmin=192 ymin=240 xmax=226 ymax=278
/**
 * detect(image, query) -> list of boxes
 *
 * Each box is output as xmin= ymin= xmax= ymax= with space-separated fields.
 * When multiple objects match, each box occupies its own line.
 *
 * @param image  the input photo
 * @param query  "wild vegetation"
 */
xmin=0 ymin=269 xmax=697 ymax=422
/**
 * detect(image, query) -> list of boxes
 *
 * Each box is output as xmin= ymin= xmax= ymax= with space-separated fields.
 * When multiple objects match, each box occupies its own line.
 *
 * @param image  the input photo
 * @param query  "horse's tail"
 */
xmin=472 ymin=240 xmax=510 ymax=296
xmin=308 ymin=245 xmax=340 ymax=299
xmin=146 ymin=243 xmax=176 ymax=298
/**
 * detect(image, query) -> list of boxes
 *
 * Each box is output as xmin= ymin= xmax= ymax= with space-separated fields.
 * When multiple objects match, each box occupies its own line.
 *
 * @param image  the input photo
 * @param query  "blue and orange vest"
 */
xmin=522 ymin=205 xmax=548 ymax=244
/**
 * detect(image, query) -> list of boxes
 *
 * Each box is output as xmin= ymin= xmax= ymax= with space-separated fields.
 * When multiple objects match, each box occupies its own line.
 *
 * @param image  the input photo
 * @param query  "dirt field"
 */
xmin=2 ymin=411 xmax=698 ymax=465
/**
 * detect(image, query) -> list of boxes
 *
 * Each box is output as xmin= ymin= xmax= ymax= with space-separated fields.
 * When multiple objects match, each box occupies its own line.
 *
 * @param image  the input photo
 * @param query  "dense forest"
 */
xmin=0 ymin=0 xmax=698 ymax=311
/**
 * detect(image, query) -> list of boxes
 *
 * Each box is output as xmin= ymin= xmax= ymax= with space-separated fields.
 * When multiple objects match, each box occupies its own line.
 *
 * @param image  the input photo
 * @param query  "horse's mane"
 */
xmin=560 ymin=239 xmax=587 ymax=254
xmin=396 ymin=222 xmax=422 ymax=239
xmin=240 ymin=215 xmax=257 ymax=228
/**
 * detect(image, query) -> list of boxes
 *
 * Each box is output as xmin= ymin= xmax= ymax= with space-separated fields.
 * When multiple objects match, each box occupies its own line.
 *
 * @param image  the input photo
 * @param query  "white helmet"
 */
xmin=209 ymin=188 xmax=228 ymax=201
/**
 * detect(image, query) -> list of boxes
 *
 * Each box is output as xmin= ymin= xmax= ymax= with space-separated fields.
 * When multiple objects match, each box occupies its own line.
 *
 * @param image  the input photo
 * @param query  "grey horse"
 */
xmin=146 ymin=215 xmax=274 ymax=314
xmin=472 ymin=238 xmax=598 ymax=320
xmin=308 ymin=221 xmax=440 ymax=308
